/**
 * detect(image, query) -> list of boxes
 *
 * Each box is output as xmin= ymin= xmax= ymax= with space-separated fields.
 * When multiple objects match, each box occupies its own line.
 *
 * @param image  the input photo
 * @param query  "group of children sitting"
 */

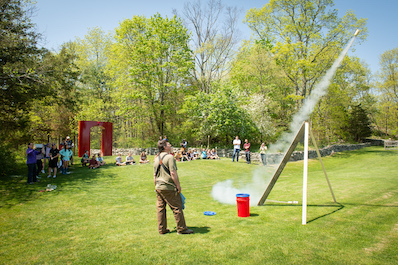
xmin=115 ymin=151 xmax=150 ymax=166
xmin=81 ymin=150 xmax=106 ymax=169
xmin=81 ymin=148 xmax=219 ymax=168
xmin=173 ymin=148 xmax=220 ymax=162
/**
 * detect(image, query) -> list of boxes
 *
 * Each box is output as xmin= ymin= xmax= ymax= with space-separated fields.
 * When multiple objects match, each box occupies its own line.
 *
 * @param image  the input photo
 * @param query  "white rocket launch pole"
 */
xmin=302 ymin=122 xmax=309 ymax=225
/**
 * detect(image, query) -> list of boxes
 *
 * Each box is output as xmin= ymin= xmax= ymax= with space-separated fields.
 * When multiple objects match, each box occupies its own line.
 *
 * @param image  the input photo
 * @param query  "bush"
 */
xmin=0 ymin=144 xmax=21 ymax=177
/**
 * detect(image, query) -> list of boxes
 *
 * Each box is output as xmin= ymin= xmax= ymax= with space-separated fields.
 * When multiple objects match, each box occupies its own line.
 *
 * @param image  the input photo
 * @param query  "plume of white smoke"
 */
xmin=211 ymin=166 xmax=274 ymax=206
xmin=211 ymin=36 xmax=356 ymax=206
xmin=269 ymin=36 xmax=356 ymax=153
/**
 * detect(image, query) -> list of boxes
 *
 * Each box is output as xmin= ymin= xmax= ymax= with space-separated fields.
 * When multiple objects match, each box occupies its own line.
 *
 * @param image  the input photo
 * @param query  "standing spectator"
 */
xmin=35 ymin=144 xmax=44 ymax=178
xmin=243 ymin=139 xmax=251 ymax=164
xmin=48 ymin=144 xmax=59 ymax=178
xmin=26 ymin=143 xmax=40 ymax=184
xmin=66 ymin=136 xmax=74 ymax=165
xmin=163 ymin=135 xmax=169 ymax=142
xmin=259 ymin=143 xmax=268 ymax=166
xmin=43 ymin=143 xmax=51 ymax=173
xmin=59 ymin=138 xmax=66 ymax=151
xmin=232 ymin=136 xmax=241 ymax=162
xmin=59 ymin=145 xmax=73 ymax=174
xmin=140 ymin=151 xmax=149 ymax=164
xmin=153 ymin=139 xmax=193 ymax=235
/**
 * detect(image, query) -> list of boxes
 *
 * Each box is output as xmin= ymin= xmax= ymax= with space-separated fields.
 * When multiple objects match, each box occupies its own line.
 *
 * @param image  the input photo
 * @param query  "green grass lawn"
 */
xmin=0 ymin=146 xmax=397 ymax=264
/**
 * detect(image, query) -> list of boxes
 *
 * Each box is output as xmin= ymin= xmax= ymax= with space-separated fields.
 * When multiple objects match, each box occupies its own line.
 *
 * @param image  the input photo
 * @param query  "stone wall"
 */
xmin=212 ymin=143 xmax=370 ymax=164
xmin=91 ymin=142 xmax=371 ymax=164
xmin=363 ymin=138 xmax=385 ymax=146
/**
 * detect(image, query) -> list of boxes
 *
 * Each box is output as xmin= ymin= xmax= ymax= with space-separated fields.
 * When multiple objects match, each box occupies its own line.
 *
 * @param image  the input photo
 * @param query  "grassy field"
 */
xmin=0 ymin=146 xmax=397 ymax=264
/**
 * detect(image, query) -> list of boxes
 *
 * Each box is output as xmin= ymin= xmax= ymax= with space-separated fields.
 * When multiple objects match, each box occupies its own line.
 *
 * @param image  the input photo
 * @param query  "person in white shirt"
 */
xmin=125 ymin=152 xmax=136 ymax=165
xmin=115 ymin=154 xmax=127 ymax=166
xmin=232 ymin=136 xmax=241 ymax=162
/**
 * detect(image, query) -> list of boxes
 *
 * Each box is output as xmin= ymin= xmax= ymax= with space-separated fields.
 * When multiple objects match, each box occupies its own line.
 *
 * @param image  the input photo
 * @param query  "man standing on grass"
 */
xmin=153 ymin=140 xmax=193 ymax=235
xmin=232 ymin=136 xmax=241 ymax=162
xmin=243 ymin=139 xmax=251 ymax=164
xmin=26 ymin=143 xmax=41 ymax=184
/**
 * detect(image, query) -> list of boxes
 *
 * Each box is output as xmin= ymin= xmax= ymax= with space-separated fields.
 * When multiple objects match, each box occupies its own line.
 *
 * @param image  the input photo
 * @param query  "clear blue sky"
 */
xmin=31 ymin=0 xmax=398 ymax=75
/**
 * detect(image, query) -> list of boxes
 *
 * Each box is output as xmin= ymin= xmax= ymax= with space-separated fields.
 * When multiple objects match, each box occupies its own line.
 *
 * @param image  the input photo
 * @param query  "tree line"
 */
xmin=1 ymin=0 xmax=397 ymax=172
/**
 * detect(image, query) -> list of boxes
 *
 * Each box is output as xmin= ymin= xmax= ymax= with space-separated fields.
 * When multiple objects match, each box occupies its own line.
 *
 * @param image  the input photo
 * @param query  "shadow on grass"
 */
xmin=332 ymin=147 xmax=397 ymax=159
xmin=163 ymin=226 xmax=210 ymax=235
xmin=340 ymin=202 xmax=398 ymax=208
xmin=0 ymin=176 xmax=41 ymax=208
xmin=264 ymin=200 xmax=397 ymax=223
xmin=0 ymin=163 xmax=117 ymax=208
xmin=364 ymin=150 xmax=398 ymax=156
xmin=306 ymin=203 xmax=345 ymax=223
xmin=306 ymin=201 xmax=398 ymax=223
xmin=262 ymin=203 xmax=345 ymax=223
xmin=190 ymin=226 xmax=211 ymax=234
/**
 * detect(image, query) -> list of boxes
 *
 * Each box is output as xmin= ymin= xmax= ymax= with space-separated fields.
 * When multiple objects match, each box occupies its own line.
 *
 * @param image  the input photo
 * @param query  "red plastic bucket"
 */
xmin=236 ymin=193 xmax=250 ymax=217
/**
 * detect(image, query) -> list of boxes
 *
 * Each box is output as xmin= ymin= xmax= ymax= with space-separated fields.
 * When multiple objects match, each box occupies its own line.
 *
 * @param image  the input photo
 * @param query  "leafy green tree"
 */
xmin=0 ymin=0 xmax=50 ymax=145
xmin=71 ymin=28 xmax=114 ymax=122
xmin=0 ymin=0 xmax=80 ymax=175
xmin=378 ymin=48 xmax=398 ymax=101
xmin=180 ymin=82 xmax=257 ymax=146
xmin=28 ymin=47 xmax=80 ymax=142
xmin=375 ymin=47 xmax=398 ymax=137
xmin=110 ymin=14 xmax=193 ymax=144
xmin=230 ymin=40 xmax=282 ymax=95
xmin=311 ymin=83 xmax=350 ymax=144
xmin=311 ymin=56 xmax=373 ymax=144
xmin=230 ymin=39 xmax=297 ymax=138
xmin=241 ymin=93 xmax=276 ymax=143
xmin=347 ymin=104 xmax=372 ymax=142
xmin=244 ymin=0 xmax=367 ymax=103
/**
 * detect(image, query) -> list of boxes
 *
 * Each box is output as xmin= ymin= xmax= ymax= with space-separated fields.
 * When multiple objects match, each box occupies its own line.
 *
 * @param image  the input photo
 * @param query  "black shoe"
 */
xmin=159 ymin=229 xmax=170 ymax=235
xmin=177 ymin=229 xmax=194 ymax=235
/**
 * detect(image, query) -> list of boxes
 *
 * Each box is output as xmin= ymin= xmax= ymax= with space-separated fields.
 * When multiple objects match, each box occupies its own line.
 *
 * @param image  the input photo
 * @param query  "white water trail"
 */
xmin=211 ymin=36 xmax=357 ymax=206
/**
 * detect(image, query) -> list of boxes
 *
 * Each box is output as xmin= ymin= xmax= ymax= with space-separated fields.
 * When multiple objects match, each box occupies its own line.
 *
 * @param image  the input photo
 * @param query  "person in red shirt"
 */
xmin=89 ymin=154 xmax=99 ymax=169
xmin=243 ymin=139 xmax=251 ymax=164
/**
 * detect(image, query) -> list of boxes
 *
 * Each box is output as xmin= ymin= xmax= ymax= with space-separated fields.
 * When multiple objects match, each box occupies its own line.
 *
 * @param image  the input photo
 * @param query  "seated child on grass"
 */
xmin=116 ymin=154 xmax=127 ymax=166
xmin=96 ymin=153 xmax=106 ymax=166
xmin=81 ymin=150 xmax=90 ymax=166
xmin=89 ymin=154 xmax=99 ymax=169
xmin=126 ymin=152 xmax=136 ymax=165
xmin=139 ymin=151 xmax=149 ymax=164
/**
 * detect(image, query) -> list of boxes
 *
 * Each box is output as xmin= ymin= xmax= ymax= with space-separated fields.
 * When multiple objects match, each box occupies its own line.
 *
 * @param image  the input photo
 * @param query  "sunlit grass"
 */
xmin=0 ymin=147 xmax=397 ymax=264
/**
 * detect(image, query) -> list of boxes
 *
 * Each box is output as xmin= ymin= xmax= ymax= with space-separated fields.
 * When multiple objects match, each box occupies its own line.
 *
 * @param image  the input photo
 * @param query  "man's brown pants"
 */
xmin=156 ymin=190 xmax=187 ymax=233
